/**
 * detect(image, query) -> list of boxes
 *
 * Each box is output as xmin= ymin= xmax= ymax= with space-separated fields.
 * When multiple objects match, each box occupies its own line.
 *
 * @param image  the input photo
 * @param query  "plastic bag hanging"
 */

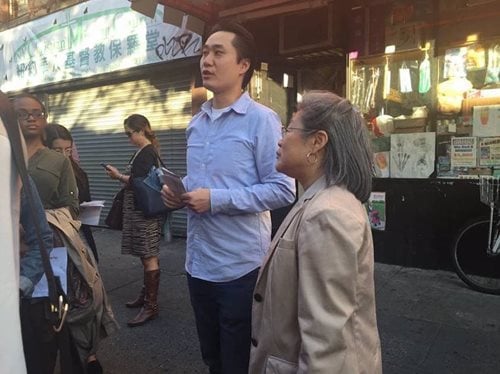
xmin=485 ymin=44 xmax=500 ymax=85
xmin=399 ymin=63 xmax=412 ymax=93
xmin=383 ymin=57 xmax=391 ymax=99
xmin=419 ymin=53 xmax=431 ymax=93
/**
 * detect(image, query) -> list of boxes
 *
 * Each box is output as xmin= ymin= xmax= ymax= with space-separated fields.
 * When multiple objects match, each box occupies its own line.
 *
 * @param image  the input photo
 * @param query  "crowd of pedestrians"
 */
xmin=1 ymin=21 xmax=381 ymax=374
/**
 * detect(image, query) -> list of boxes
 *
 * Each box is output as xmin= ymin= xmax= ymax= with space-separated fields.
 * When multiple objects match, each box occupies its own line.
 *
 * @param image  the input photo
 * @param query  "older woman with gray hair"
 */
xmin=249 ymin=91 xmax=382 ymax=373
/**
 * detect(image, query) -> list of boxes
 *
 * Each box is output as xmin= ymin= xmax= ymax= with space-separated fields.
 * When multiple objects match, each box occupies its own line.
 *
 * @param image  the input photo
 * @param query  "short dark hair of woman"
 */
xmin=208 ymin=20 xmax=256 ymax=90
xmin=124 ymin=114 xmax=159 ymax=150
xmin=298 ymin=91 xmax=373 ymax=202
xmin=11 ymin=92 xmax=47 ymax=114
xmin=45 ymin=123 xmax=73 ymax=147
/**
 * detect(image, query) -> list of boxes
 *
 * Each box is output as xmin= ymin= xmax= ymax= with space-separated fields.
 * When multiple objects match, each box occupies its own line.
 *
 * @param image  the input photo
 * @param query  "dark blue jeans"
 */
xmin=187 ymin=268 xmax=259 ymax=374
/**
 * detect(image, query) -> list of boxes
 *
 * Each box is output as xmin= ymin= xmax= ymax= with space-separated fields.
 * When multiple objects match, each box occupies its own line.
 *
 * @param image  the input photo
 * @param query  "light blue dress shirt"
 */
xmin=184 ymin=92 xmax=296 ymax=282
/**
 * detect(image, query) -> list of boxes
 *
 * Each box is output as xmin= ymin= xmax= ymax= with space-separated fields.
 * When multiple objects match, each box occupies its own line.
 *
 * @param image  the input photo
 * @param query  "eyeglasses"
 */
xmin=125 ymin=131 xmax=136 ymax=138
xmin=281 ymin=126 xmax=316 ymax=136
xmin=16 ymin=109 xmax=45 ymax=120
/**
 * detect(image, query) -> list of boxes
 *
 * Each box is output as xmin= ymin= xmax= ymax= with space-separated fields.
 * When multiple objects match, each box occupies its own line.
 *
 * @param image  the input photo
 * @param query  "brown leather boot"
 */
xmin=125 ymin=285 xmax=145 ymax=308
xmin=127 ymin=269 xmax=160 ymax=327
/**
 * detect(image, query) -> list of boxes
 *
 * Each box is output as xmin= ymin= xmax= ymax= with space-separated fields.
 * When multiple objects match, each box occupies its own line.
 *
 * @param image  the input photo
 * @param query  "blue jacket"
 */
xmin=19 ymin=177 xmax=53 ymax=297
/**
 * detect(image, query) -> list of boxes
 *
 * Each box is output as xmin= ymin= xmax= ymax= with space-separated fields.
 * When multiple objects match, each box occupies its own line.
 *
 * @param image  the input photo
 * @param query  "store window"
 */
xmin=348 ymin=37 xmax=500 ymax=179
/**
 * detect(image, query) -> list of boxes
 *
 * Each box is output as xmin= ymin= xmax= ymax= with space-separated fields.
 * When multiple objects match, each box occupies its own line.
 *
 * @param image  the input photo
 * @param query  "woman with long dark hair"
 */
xmin=45 ymin=123 xmax=99 ymax=262
xmin=104 ymin=114 xmax=163 ymax=327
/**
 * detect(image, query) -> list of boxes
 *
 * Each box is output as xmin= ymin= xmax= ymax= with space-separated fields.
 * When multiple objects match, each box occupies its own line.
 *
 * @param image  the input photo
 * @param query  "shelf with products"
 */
xmin=348 ymin=38 xmax=500 ymax=179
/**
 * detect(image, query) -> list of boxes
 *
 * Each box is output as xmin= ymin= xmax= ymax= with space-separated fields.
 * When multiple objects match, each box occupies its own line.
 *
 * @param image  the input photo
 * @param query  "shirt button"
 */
xmin=254 ymin=293 xmax=263 ymax=302
xmin=251 ymin=338 xmax=258 ymax=347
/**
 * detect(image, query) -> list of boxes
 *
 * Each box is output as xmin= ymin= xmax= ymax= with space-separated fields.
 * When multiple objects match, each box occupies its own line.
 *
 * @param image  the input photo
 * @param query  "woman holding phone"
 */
xmin=104 ymin=114 xmax=163 ymax=328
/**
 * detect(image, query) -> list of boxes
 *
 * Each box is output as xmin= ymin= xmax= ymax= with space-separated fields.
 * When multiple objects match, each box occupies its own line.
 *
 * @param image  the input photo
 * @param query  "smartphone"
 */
xmin=100 ymin=162 xmax=110 ymax=170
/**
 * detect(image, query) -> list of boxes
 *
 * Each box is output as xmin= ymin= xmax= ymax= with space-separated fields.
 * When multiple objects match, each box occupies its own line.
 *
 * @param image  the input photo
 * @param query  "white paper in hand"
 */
xmin=159 ymin=167 xmax=186 ymax=197
xmin=32 ymin=247 xmax=68 ymax=298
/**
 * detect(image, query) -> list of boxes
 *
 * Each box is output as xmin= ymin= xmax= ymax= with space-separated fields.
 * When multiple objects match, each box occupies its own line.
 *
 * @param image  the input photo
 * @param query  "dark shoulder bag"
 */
xmin=132 ymin=151 xmax=174 ymax=218
xmin=105 ymin=188 xmax=124 ymax=230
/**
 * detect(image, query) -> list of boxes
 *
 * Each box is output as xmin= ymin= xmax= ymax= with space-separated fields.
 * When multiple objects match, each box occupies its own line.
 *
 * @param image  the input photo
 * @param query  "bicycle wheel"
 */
xmin=452 ymin=218 xmax=500 ymax=295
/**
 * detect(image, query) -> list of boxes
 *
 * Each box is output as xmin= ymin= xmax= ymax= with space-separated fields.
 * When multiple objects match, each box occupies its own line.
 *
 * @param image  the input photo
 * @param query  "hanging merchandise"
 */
xmin=351 ymin=68 xmax=363 ymax=109
xmin=363 ymin=67 xmax=380 ymax=113
xmin=399 ymin=63 xmax=413 ymax=93
xmin=352 ymin=67 xmax=367 ymax=111
xmin=418 ymin=52 xmax=431 ymax=93
xmin=383 ymin=57 xmax=391 ymax=99
xmin=485 ymin=44 xmax=500 ymax=85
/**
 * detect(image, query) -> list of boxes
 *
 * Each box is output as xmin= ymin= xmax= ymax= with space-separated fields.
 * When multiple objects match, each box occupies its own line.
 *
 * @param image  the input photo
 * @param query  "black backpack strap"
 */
xmin=0 ymin=91 xmax=67 ymax=330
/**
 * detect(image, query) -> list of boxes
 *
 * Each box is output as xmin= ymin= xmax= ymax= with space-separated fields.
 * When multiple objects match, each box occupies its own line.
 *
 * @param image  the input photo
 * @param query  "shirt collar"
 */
xmin=200 ymin=92 xmax=252 ymax=116
xmin=297 ymin=175 xmax=328 ymax=205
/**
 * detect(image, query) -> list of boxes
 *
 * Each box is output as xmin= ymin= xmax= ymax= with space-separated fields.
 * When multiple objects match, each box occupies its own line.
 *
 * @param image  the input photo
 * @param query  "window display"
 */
xmin=348 ymin=39 xmax=500 ymax=179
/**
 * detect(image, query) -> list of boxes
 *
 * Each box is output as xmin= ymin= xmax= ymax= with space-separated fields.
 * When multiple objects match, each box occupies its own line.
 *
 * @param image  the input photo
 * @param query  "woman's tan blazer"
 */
xmin=249 ymin=177 xmax=382 ymax=374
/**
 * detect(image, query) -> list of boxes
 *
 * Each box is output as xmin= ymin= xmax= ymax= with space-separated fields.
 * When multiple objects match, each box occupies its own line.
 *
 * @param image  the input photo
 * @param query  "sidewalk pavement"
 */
xmin=93 ymin=228 xmax=500 ymax=374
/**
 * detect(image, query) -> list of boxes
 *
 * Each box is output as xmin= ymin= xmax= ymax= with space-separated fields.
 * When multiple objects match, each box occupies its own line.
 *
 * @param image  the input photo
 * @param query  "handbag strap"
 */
xmin=0 ymin=91 xmax=66 ymax=329
xmin=151 ymin=147 xmax=166 ymax=168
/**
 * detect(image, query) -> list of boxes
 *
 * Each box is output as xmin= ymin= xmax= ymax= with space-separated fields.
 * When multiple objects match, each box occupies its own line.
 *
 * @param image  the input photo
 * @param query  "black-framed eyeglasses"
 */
xmin=281 ymin=126 xmax=316 ymax=136
xmin=16 ymin=109 xmax=45 ymax=120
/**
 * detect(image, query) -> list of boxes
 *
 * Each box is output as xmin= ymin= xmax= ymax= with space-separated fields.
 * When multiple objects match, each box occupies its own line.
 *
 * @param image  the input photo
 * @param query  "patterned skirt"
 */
xmin=121 ymin=189 xmax=163 ymax=258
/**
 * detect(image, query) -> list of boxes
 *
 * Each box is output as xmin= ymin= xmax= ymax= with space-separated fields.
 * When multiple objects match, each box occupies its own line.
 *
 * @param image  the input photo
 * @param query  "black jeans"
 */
xmin=20 ymin=299 xmax=83 ymax=374
xmin=187 ymin=268 xmax=259 ymax=374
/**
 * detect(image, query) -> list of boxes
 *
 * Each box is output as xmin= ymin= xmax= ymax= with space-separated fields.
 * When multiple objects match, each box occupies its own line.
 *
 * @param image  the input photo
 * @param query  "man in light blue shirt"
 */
xmin=162 ymin=21 xmax=295 ymax=374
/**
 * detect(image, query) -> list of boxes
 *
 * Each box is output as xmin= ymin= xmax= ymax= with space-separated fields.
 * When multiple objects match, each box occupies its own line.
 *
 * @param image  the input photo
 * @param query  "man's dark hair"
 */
xmin=208 ymin=21 xmax=256 ymax=89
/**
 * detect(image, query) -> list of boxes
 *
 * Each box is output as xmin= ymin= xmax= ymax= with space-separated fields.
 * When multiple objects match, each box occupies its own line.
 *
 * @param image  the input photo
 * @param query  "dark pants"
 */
xmin=20 ymin=299 xmax=83 ymax=374
xmin=187 ymin=268 xmax=259 ymax=374
xmin=20 ymin=299 xmax=58 ymax=374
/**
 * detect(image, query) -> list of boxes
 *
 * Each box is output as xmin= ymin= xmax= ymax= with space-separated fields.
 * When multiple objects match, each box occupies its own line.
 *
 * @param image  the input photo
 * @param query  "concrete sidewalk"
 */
xmin=93 ymin=228 xmax=500 ymax=374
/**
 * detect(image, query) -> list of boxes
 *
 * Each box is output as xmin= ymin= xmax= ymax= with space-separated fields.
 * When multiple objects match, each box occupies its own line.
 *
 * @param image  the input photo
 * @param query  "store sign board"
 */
xmin=479 ymin=137 xmax=500 ymax=167
xmin=0 ymin=0 xmax=202 ymax=92
xmin=450 ymin=136 xmax=477 ymax=168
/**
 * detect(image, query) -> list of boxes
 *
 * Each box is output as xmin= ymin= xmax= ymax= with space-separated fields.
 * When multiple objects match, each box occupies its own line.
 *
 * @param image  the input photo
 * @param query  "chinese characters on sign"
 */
xmin=0 ymin=0 xmax=202 ymax=92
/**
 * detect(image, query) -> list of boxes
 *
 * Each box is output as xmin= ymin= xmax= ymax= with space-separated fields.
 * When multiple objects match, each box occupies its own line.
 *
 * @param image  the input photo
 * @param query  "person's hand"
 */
xmin=105 ymin=165 xmax=121 ymax=180
xmin=161 ymin=185 xmax=185 ymax=210
xmin=181 ymin=188 xmax=210 ymax=214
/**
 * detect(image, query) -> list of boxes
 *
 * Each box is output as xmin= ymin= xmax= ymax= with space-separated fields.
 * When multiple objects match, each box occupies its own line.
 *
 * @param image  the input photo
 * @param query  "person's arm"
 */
xmin=296 ymin=204 xmax=366 ymax=373
xmin=58 ymin=156 xmax=79 ymax=218
xmin=208 ymin=111 xmax=295 ymax=215
xmin=19 ymin=177 xmax=53 ymax=298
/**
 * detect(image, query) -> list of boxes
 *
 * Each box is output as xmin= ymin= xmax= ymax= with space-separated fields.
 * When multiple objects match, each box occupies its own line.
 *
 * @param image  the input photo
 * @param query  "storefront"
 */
xmin=347 ymin=0 xmax=500 ymax=269
xmin=211 ymin=0 xmax=500 ymax=269
xmin=0 ymin=0 xmax=204 ymax=234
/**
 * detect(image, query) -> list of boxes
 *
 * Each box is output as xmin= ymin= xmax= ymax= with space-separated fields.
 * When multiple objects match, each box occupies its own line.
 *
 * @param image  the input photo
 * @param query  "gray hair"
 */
xmin=298 ymin=91 xmax=373 ymax=202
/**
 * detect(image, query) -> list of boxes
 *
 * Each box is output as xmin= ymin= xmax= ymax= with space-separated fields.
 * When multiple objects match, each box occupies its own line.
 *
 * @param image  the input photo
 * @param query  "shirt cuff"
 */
xmin=19 ymin=276 xmax=34 ymax=298
xmin=209 ymin=189 xmax=230 ymax=214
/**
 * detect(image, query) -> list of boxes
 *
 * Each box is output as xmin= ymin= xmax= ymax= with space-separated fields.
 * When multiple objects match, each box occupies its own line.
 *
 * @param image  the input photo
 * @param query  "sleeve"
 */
xmin=19 ymin=177 xmax=54 ymax=298
xmin=58 ymin=156 xmax=79 ymax=218
xmin=295 ymin=205 xmax=364 ymax=373
xmin=131 ymin=146 xmax=158 ymax=178
xmin=210 ymin=111 xmax=296 ymax=215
